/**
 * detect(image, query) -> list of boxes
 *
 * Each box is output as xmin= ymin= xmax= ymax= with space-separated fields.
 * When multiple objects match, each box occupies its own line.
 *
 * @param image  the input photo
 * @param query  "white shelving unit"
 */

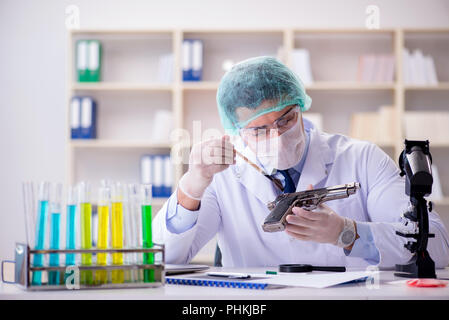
xmin=401 ymin=29 xmax=449 ymax=231
xmin=66 ymin=28 xmax=449 ymax=226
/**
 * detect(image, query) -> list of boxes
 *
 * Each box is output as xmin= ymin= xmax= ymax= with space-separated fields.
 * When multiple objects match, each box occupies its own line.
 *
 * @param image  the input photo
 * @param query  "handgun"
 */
xmin=262 ymin=182 xmax=361 ymax=232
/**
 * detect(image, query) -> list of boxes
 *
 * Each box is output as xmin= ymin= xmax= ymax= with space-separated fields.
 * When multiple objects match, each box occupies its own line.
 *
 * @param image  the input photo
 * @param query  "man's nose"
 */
xmin=269 ymin=128 xmax=280 ymax=138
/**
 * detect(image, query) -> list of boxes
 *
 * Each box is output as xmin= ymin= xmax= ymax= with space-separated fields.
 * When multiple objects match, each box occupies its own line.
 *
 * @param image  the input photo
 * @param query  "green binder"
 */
xmin=76 ymin=40 xmax=88 ymax=82
xmin=87 ymin=40 xmax=101 ymax=82
xmin=76 ymin=40 xmax=101 ymax=82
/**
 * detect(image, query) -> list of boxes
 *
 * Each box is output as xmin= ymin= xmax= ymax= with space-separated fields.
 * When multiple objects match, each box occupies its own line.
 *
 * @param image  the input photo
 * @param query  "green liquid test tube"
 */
xmin=96 ymin=187 xmax=110 ymax=284
xmin=79 ymin=182 xmax=93 ymax=285
xmin=32 ymin=182 xmax=50 ymax=286
xmin=111 ymin=183 xmax=124 ymax=283
xmin=141 ymin=184 xmax=154 ymax=283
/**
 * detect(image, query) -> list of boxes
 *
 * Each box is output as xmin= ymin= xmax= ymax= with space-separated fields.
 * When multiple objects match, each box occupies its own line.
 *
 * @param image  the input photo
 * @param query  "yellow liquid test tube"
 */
xmin=111 ymin=183 xmax=124 ymax=283
xmin=79 ymin=182 xmax=93 ymax=285
xmin=96 ymin=187 xmax=110 ymax=284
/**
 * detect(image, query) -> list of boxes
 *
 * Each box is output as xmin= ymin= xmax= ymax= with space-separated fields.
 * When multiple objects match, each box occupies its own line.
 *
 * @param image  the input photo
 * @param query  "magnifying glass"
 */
xmin=279 ymin=264 xmax=346 ymax=273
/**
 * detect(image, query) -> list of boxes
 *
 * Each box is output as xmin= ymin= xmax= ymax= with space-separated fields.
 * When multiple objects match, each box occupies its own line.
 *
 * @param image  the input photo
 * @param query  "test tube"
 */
xmin=96 ymin=186 xmax=110 ymax=284
xmin=64 ymin=185 xmax=77 ymax=285
xmin=122 ymin=186 xmax=132 ymax=282
xmin=78 ymin=181 xmax=93 ymax=285
xmin=65 ymin=186 xmax=77 ymax=266
xmin=125 ymin=184 xmax=141 ymax=282
xmin=111 ymin=182 xmax=124 ymax=283
xmin=32 ymin=181 xmax=50 ymax=286
xmin=140 ymin=184 xmax=154 ymax=283
xmin=22 ymin=182 xmax=36 ymax=249
xmin=48 ymin=183 xmax=62 ymax=285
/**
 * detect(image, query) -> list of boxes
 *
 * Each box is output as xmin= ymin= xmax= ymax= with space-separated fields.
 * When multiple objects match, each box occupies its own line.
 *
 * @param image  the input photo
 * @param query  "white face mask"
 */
xmin=252 ymin=119 xmax=306 ymax=171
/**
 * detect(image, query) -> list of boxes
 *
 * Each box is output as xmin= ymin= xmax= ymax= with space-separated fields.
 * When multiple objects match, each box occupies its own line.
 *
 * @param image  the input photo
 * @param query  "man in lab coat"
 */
xmin=153 ymin=56 xmax=449 ymax=268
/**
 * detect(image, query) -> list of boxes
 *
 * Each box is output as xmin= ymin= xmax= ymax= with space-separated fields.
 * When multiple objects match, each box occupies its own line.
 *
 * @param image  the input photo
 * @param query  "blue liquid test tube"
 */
xmin=48 ymin=183 xmax=62 ymax=285
xmin=65 ymin=186 xmax=77 ymax=267
xmin=32 ymin=181 xmax=50 ymax=286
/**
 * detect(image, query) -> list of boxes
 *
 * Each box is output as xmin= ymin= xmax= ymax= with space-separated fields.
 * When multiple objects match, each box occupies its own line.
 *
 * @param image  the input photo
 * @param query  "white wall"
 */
xmin=1 ymin=0 xmax=449 ymax=260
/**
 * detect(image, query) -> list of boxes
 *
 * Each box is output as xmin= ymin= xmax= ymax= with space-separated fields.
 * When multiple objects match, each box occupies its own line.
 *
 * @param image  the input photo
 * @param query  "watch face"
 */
xmin=342 ymin=230 xmax=355 ymax=245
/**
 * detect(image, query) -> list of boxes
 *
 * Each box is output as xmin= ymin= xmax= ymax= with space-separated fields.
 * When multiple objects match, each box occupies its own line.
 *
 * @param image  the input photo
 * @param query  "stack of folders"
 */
xmin=291 ymin=48 xmax=314 ymax=86
xmin=158 ymin=53 xmax=174 ymax=83
xmin=429 ymin=165 xmax=444 ymax=202
xmin=404 ymin=111 xmax=449 ymax=145
xmin=70 ymin=96 xmax=97 ymax=139
xmin=76 ymin=40 xmax=102 ymax=82
xmin=357 ymin=54 xmax=395 ymax=83
xmin=403 ymin=48 xmax=438 ymax=85
xmin=349 ymin=106 xmax=399 ymax=146
xmin=141 ymin=154 xmax=173 ymax=198
xmin=182 ymin=39 xmax=203 ymax=81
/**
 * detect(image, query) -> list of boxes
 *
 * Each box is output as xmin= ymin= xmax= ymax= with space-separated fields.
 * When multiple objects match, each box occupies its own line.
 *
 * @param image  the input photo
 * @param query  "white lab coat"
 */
xmin=153 ymin=119 xmax=449 ymax=268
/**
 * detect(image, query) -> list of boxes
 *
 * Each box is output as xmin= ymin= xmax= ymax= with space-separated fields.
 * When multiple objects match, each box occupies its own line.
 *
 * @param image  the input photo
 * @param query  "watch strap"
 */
xmin=336 ymin=218 xmax=356 ymax=248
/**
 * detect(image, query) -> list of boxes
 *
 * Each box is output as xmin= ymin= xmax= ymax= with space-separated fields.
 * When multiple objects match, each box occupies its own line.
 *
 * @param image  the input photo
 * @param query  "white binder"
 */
xmin=80 ymin=97 xmax=96 ymax=139
xmin=70 ymin=97 xmax=81 ymax=139
xmin=182 ymin=40 xmax=192 ymax=80
xmin=192 ymin=40 xmax=203 ymax=81
xmin=163 ymin=156 xmax=173 ymax=197
xmin=153 ymin=155 xmax=164 ymax=197
xmin=141 ymin=155 xmax=153 ymax=185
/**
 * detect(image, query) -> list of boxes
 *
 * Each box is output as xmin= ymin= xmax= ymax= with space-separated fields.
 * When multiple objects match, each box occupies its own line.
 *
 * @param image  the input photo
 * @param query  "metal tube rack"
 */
xmin=2 ymin=243 xmax=165 ymax=290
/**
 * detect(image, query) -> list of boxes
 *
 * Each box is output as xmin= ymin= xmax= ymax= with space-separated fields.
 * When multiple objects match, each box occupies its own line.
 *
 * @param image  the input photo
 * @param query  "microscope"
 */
xmin=395 ymin=140 xmax=436 ymax=278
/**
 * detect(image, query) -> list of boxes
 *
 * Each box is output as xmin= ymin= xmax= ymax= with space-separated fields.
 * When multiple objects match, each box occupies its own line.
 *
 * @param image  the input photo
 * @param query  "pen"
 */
xmin=235 ymin=150 xmax=284 ymax=191
xmin=206 ymin=272 xmax=251 ymax=279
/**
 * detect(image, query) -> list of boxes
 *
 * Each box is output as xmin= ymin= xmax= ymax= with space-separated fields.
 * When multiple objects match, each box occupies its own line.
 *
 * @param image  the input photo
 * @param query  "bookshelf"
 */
xmin=71 ymin=82 xmax=174 ymax=91
xmin=402 ymin=29 xmax=449 ymax=227
xmin=66 ymin=28 xmax=449 ymax=224
xmin=70 ymin=140 xmax=172 ymax=149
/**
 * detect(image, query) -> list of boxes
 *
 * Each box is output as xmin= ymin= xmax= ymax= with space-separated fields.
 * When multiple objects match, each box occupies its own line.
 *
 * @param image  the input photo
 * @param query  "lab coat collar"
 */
xmin=232 ymin=136 xmax=279 ymax=205
xmin=295 ymin=120 xmax=333 ymax=192
xmin=232 ymin=118 xmax=333 ymax=204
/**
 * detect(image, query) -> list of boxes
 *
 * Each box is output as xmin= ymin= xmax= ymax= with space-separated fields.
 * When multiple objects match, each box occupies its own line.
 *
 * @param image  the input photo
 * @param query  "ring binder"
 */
xmin=166 ymin=276 xmax=269 ymax=290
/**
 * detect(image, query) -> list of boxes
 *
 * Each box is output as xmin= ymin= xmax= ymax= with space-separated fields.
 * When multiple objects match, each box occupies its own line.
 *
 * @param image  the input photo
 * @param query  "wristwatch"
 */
xmin=336 ymin=218 xmax=357 ymax=248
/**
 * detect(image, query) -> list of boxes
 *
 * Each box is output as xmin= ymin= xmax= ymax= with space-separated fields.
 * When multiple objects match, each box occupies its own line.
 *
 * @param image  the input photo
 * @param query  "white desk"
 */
xmin=1 ymin=267 xmax=449 ymax=300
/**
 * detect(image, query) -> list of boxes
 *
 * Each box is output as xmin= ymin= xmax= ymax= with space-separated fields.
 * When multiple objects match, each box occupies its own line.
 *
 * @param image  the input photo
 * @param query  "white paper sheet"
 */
xmin=248 ymin=271 xmax=372 ymax=289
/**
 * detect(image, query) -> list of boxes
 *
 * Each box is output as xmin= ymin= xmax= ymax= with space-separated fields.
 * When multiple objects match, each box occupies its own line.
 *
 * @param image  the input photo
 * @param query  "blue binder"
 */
xmin=152 ymin=155 xmax=164 ymax=198
xmin=80 ymin=97 xmax=97 ymax=139
xmin=141 ymin=154 xmax=172 ymax=198
xmin=182 ymin=39 xmax=203 ymax=81
xmin=162 ymin=155 xmax=173 ymax=197
xmin=182 ymin=40 xmax=192 ymax=81
xmin=70 ymin=97 xmax=81 ymax=139
xmin=191 ymin=40 xmax=203 ymax=81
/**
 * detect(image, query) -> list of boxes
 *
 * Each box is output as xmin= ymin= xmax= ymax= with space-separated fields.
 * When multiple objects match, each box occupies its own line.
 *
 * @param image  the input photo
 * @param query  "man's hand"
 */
xmin=285 ymin=203 xmax=345 ymax=245
xmin=284 ymin=184 xmax=347 ymax=246
xmin=178 ymin=135 xmax=235 ymax=210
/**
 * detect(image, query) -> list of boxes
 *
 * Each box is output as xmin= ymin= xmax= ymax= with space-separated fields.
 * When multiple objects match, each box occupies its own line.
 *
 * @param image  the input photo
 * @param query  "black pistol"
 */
xmin=262 ymin=182 xmax=361 ymax=232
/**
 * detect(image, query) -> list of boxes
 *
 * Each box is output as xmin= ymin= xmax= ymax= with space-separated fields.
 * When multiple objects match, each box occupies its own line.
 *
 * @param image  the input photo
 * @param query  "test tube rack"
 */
xmin=2 ymin=243 xmax=165 ymax=290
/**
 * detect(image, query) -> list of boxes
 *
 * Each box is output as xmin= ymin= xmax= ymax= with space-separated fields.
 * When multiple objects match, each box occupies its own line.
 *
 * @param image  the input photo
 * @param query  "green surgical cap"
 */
xmin=216 ymin=56 xmax=312 ymax=135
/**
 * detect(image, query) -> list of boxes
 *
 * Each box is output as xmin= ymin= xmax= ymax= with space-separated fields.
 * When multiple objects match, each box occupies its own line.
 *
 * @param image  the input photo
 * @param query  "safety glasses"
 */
xmin=239 ymin=105 xmax=300 ymax=140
